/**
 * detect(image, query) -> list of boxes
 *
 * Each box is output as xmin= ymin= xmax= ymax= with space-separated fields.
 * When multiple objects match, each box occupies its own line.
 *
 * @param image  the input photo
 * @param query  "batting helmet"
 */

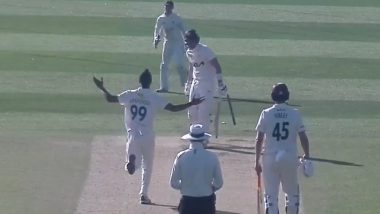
xmin=271 ymin=83 xmax=289 ymax=103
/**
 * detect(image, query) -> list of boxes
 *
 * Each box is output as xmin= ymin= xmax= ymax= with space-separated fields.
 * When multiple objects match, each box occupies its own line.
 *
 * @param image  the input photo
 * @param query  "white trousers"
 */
xmin=160 ymin=40 xmax=187 ymax=90
xmin=126 ymin=130 xmax=155 ymax=196
xmin=188 ymin=82 xmax=215 ymax=133
xmin=262 ymin=151 xmax=300 ymax=214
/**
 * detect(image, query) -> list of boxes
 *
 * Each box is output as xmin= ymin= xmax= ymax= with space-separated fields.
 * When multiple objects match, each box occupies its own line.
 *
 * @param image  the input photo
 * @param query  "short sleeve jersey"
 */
xmin=255 ymin=103 xmax=305 ymax=154
xmin=186 ymin=43 xmax=217 ymax=84
xmin=118 ymin=87 xmax=169 ymax=133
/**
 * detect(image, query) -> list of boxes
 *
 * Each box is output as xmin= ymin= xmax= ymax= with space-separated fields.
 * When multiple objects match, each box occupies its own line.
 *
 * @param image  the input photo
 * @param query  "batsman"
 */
xmin=254 ymin=83 xmax=311 ymax=214
xmin=183 ymin=29 xmax=228 ymax=139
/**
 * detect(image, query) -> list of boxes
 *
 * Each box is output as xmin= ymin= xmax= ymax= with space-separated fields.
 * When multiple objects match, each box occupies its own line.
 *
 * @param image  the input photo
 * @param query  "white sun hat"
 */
xmin=181 ymin=124 xmax=211 ymax=141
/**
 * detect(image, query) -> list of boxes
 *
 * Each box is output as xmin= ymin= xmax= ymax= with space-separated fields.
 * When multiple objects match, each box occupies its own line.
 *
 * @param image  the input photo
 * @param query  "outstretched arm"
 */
xmin=93 ymin=76 xmax=118 ymax=103
xmin=164 ymin=97 xmax=204 ymax=112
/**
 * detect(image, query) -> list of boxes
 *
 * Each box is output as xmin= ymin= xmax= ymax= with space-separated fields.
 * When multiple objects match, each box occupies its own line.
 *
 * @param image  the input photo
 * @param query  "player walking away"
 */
xmin=93 ymin=69 xmax=203 ymax=205
xmin=154 ymin=0 xmax=187 ymax=92
xmin=184 ymin=29 xmax=228 ymax=140
xmin=170 ymin=124 xmax=223 ymax=214
xmin=254 ymin=83 xmax=311 ymax=214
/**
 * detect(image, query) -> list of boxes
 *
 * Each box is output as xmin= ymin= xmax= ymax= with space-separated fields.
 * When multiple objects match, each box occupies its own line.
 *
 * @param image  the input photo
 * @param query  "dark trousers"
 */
xmin=178 ymin=194 xmax=216 ymax=214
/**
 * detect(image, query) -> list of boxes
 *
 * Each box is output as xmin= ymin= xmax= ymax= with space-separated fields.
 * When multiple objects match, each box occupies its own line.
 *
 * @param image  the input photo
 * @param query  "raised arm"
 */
xmin=93 ymin=76 xmax=118 ymax=103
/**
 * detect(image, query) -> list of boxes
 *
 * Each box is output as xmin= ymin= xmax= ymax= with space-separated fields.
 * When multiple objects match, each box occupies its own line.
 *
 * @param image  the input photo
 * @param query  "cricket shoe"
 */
xmin=155 ymin=88 xmax=168 ymax=93
xmin=125 ymin=154 xmax=136 ymax=175
xmin=140 ymin=195 xmax=152 ymax=205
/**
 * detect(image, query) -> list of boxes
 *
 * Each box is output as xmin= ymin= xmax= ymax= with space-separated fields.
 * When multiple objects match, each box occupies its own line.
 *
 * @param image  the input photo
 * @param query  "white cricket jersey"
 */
xmin=186 ymin=43 xmax=217 ymax=84
xmin=256 ymin=103 xmax=305 ymax=155
xmin=154 ymin=13 xmax=185 ymax=43
xmin=118 ymin=87 xmax=169 ymax=134
xmin=170 ymin=142 xmax=223 ymax=197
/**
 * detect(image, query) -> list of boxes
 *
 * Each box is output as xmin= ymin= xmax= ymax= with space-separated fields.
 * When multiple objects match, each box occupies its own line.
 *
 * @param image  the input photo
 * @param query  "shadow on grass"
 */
xmin=307 ymin=157 xmax=363 ymax=167
xmin=206 ymin=143 xmax=363 ymax=167
xmin=151 ymin=203 xmax=240 ymax=214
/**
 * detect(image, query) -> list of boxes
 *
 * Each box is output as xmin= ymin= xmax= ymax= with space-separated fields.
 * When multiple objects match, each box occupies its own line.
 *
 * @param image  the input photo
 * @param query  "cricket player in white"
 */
xmin=93 ymin=69 xmax=203 ymax=204
xmin=255 ymin=83 xmax=311 ymax=214
xmin=154 ymin=0 xmax=187 ymax=92
xmin=184 ymin=29 xmax=228 ymax=136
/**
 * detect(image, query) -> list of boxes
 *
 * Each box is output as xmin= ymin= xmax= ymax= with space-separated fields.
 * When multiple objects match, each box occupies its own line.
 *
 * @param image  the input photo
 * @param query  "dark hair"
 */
xmin=165 ymin=1 xmax=174 ymax=7
xmin=185 ymin=29 xmax=200 ymax=44
xmin=139 ymin=69 xmax=152 ymax=88
xmin=271 ymin=83 xmax=289 ymax=103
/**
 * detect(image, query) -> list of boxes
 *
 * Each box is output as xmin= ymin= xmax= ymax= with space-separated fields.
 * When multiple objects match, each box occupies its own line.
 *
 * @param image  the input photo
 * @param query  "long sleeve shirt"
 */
xmin=154 ymin=12 xmax=186 ymax=43
xmin=170 ymin=142 xmax=223 ymax=197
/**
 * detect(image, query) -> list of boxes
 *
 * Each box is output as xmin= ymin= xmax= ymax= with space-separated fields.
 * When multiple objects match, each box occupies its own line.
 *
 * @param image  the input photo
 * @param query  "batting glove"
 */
xmin=218 ymin=83 xmax=228 ymax=97
xmin=184 ymin=81 xmax=191 ymax=96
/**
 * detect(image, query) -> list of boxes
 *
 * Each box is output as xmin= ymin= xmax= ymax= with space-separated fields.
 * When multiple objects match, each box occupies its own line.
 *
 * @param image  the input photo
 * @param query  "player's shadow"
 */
xmin=307 ymin=157 xmax=363 ymax=167
xmin=206 ymin=142 xmax=254 ymax=155
xmin=206 ymin=142 xmax=363 ymax=167
xmin=151 ymin=203 xmax=240 ymax=214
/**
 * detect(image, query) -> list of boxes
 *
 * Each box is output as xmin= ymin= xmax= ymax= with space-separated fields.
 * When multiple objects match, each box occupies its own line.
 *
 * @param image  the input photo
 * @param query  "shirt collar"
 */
xmin=189 ymin=141 xmax=205 ymax=150
xmin=274 ymin=103 xmax=287 ymax=107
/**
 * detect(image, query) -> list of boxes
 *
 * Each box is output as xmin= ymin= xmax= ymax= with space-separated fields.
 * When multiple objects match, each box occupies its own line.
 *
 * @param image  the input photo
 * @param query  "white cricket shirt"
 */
xmin=256 ymin=103 xmax=305 ymax=155
xmin=118 ymin=87 xmax=168 ymax=134
xmin=186 ymin=43 xmax=217 ymax=84
xmin=154 ymin=13 xmax=185 ymax=43
xmin=170 ymin=142 xmax=223 ymax=197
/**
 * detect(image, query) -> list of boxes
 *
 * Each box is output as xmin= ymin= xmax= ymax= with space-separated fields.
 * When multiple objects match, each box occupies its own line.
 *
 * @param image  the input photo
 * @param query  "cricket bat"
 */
xmin=214 ymin=100 xmax=221 ymax=138
xmin=257 ymin=174 xmax=263 ymax=214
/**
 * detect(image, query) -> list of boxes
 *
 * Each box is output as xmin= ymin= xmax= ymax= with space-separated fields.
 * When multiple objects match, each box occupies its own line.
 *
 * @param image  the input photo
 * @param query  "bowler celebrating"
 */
xmin=93 ymin=69 xmax=203 ymax=204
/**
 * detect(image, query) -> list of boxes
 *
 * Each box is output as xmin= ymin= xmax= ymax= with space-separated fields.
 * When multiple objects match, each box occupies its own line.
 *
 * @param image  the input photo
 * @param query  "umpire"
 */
xmin=170 ymin=124 xmax=223 ymax=214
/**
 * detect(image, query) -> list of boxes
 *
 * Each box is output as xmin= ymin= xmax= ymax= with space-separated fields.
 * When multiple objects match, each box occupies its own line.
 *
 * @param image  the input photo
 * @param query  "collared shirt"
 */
xmin=118 ymin=87 xmax=168 ymax=134
xmin=154 ymin=12 xmax=185 ymax=42
xmin=255 ymin=103 xmax=305 ymax=155
xmin=170 ymin=142 xmax=223 ymax=197
xmin=186 ymin=43 xmax=217 ymax=84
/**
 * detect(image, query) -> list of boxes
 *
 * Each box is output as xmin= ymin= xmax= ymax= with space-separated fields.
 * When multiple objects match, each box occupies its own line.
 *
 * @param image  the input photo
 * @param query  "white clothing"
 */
xmin=154 ymin=13 xmax=186 ymax=43
xmin=186 ymin=43 xmax=217 ymax=86
xmin=118 ymin=87 xmax=168 ymax=196
xmin=154 ymin=12 xmax=187 ymax=89
xmin=186 ymin=43 xmax=218 ymax=133
xmin=256 ymin=103 xmax=305 ymax=155
xmin=126 ymin=130 xmax=155 ymax=196
xmin=255 ymin=103 xmax=304 ymax=214
xmin=170 ymin=142 xmax=223 ymax=197
xmin=118 ymin=87 xmax=169 ymax=135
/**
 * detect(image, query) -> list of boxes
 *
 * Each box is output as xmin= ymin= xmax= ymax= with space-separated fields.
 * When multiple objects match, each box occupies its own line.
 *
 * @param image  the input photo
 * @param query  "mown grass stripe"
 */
xmin=2 ymin=1 xmax=380 ymax=24
xmin=1 ymin=70 xmax=379 ymax=103
xmin=2 ymin=15 xmax=380 ymax=42
xmin=2 ymin=33 xmax=380 ymax=59
xmin=1 ymin=92 xmax=380 ymax=120
xmin=1 ymin=52 xmax=380 ymax=80
xmin=122 ymin=0 xmax=380 ymax=7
